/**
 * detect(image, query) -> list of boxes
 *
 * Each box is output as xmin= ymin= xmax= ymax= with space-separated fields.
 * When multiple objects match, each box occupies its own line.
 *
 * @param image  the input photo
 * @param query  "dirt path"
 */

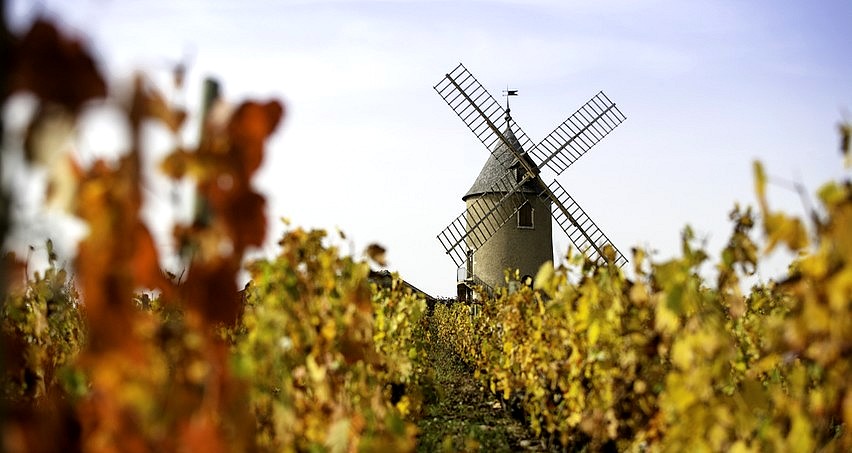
xmin=415 ymin=340 xmax=546 ymax=452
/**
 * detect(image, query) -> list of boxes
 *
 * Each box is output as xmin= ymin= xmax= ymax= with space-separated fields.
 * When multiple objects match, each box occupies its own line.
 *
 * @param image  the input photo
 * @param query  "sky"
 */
xmin=4 ymin=0 xmax=852 ymax=297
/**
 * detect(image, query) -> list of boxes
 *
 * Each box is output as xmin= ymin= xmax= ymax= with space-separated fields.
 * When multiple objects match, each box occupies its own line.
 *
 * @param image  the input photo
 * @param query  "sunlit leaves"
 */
xmin=763 ymin=212 xmax=809 ymax=253
xmin=234 ymin=228 xmax=423 ymax=451
xmin=1 ymin=261 xmax=83 ymax=401
xmin=754 ymin=161 xmax=768 ymax=208
xmin=753 ymin=161 xmax=810 ymax=253
xmin=434 ymin=160 xmax=852 ymax=451
xmin=1 ymin=16 xmax=281 ymax=451
xmin=532 ymin=260 xmax=559 ymax=297
xmin=3 ymin=12 xmax=851 ymax=452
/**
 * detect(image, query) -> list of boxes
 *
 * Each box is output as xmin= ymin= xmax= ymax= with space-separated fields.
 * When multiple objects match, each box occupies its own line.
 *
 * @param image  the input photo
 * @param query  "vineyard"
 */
xmin=2 ymin=15 xmax=852 ymax=453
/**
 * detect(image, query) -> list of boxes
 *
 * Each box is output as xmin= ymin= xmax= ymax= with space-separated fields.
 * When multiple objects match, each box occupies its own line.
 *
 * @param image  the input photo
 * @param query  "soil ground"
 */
xmin=415 ymin=339 xmax=547 ymax=452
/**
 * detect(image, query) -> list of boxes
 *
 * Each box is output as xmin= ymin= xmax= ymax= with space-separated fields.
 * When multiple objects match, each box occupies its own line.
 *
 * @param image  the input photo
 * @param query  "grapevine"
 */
xmin=2 ymin=13 xmax=851 ymax=453
xmin=432 ymin=164 xmax=851 ymax=451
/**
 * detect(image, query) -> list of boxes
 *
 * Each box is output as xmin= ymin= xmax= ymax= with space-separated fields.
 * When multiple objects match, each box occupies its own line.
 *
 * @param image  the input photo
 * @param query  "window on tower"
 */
xmin=518 ymin=202 xmax=534 ymax=229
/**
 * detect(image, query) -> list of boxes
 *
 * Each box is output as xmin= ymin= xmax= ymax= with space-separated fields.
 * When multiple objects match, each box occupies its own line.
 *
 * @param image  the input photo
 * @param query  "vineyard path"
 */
xmin=416 ymin=330 xmax=546 ymax=452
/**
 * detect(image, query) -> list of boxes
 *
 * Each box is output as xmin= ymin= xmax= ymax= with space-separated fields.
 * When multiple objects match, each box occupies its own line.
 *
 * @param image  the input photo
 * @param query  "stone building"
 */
xmin=459 ymin=126 xmax=552 ymax=298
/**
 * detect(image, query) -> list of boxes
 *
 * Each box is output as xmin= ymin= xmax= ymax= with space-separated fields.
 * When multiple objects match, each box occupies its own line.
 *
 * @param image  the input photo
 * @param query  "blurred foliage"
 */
xmin=0 ymin=14 xmax=424 ymax=452
xmin=434 ymin=163 xmax=852 ymax=452
xmin=230 ymin=228 xmax=424 ymax=451
xmin=1 ymin=249 xmax=85 ymax=404
xmin=2 ymin=11 xmax=851 ymax=453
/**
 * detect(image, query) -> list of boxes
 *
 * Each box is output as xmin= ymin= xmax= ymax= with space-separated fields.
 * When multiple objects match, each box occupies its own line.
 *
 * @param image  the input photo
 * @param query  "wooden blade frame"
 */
xmin=434 ymin=64 xmax=627 ymax=176
xmin=434 ymin=64 xmax=545 ymax=166
xmin=535 ymin=92 xmax=626 ymax=175
xmin=542 ymin=180 xmax=628 ymax=267
xmin=437 ymin=171 xmax=533 ymax=268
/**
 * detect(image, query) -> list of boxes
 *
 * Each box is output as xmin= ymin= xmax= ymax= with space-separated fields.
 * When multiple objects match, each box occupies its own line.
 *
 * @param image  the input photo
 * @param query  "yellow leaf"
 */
xmin=588 ymin=321 xmax=601 ymax=346
xmin=671 ymin=340 xmax=693 ymax=370
xmin=321 ymin=319 xmax=337 ymax=341
xmin=797 ymin=252 xmax=829 ymax=279
xmin=753 ymin=161 xmax=767 ymax=211
xmin=827 ymin=267 xmax=852 ymax=312
xmin=786 ymin=411 xmax=814 ymax=453
xmin=708 ymin=424 xmax=728 ymax=451
xmin=764 ymin=212 xmax=808 ymax=252
xmin=396 ymin=395 xmax=411 ymax=416
xmin=654 ymin=294 xmax=680 ymax=334
xmin=817 ymin=181 xmax=846 ymax=207
xmin=534 ymin=261 xmax=556 ymax=297
xmin=306 ymin=354 xmax=326 ymax=383
xmin=324 ymin=418 xmax=351 ymax=453
xmin=741 ymin=378 xmax=769 ymax=411
xmin=843 ymin=391 xmax=852 ymax=428
xmin=729 ymin=440 xmax=754 ymax=453
xmin=802 ymin=299 xmax=830 ymax=334
xmin=629 ymin=282 xmax=649 ymax=305
xmin=753 ymin=354 xmax=781 ymax=374
xmin=664 ymin=374 xmax=697 ymax=413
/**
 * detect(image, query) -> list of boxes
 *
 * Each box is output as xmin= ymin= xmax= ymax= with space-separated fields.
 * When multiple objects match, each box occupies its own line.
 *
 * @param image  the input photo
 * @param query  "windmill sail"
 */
xmin=543 ymin=180 xmax=627 ymax=267
xmin=534 ymin=91 xmax=626 ymax=175
xmin=434 ymin=64 xmax=546 ymax=164
xmin=435 ymin=62 xmax=627 ymax=274
xmin=437 ymin=171 xmax=533 ymax=268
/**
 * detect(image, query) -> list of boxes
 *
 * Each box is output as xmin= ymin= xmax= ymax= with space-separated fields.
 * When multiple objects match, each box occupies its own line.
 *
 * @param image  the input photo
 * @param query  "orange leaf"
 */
xmin=183 ymin=260 xmax=242 ymax=325
xmin=229 ymin=190 xmax=267 ymax=252
xmin=145 ymin=85 xmax=187 ymax=133
xmin=366 ymin=243 xmax=388 ymax=267
xmin=132 ymin=223 xmax=172 ymax=293
xmin=227 ymin=100 xmax=284 ymax=177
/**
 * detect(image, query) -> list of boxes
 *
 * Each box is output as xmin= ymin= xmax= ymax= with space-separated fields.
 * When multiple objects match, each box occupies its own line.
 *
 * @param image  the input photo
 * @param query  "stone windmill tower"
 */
xmin=461 ymin=111 xmax=553 ymax=293
xmin=434 ymin=63 xmax=628 ymax=299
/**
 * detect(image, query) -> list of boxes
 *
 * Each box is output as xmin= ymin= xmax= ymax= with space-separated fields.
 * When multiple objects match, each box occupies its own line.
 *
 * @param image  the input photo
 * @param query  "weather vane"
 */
xmin=502 ymin=87 xmax=518 ymax=121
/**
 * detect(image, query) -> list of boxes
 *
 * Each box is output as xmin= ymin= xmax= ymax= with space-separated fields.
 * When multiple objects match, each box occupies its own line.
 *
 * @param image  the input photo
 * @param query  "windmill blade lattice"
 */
xmin=435 ymin=62 xmax=627 ymax=274
xmin=543 ymin=180 xmax=627 ymax=267
xmin=437 ymin=171 xmax=533 ymax=267
xmin=535 ymin=92 xmax=626 ymax=175
xmin=434 ymin=64 xmax=551 ymax=166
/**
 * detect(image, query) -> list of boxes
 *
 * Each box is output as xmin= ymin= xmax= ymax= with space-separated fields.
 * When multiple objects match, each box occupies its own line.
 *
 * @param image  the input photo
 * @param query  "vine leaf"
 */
xmin=9 ymin=19 xmax=106 ymax=113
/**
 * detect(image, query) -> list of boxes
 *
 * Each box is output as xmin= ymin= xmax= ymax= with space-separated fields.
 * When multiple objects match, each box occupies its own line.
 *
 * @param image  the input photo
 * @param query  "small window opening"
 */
xmin=518 ymin=203 xmax=534 ymax=229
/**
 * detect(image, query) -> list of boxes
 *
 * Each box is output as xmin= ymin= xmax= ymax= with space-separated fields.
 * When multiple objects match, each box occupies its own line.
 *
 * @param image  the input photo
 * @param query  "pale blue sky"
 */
xmin=6 ymin=0 xmax=852 ymax=296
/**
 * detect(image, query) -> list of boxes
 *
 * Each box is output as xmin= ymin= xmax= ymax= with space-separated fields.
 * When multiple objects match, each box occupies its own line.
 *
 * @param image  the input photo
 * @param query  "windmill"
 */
xmin=434 ymin=63 xmax=627 ymax=297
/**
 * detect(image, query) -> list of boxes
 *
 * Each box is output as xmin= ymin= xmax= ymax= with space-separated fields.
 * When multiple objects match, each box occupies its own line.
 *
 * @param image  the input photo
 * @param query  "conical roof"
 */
xmin=463 ymin=126 xmax=540 ymax=200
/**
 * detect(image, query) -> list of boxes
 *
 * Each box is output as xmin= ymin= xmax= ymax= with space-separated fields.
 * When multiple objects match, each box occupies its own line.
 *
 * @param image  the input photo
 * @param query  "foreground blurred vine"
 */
xmin=2 ymin=10 xmax=851 ymax=453
xmin=433 ymin=163 xmax=851 ymax=451
xmin=232 ymin=229 xmax=425 ymax=451
xmin=0 ymin=14 xmax=426 ymax=452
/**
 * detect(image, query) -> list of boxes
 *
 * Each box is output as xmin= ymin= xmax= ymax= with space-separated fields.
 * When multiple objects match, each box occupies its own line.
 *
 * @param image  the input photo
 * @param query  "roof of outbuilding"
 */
xmin=462 ymin=126 xmax=541 ymax=200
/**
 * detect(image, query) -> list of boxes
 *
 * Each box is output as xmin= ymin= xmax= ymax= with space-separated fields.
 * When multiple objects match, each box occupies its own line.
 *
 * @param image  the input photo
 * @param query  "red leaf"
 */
xmin=183 ymin=260 xmax=242 ymax=325
xmin=9 ymin=19 xmax=106 ymax=112
xmin=229 ymin=190 xmax=267 ymax=252
xmin=132 ymin=223 xmax=172 ymax=294
xmin=227 ymin=100 xmax=284 ymax=177
xmin=2 ymin=251 xmax=27 ymax=291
